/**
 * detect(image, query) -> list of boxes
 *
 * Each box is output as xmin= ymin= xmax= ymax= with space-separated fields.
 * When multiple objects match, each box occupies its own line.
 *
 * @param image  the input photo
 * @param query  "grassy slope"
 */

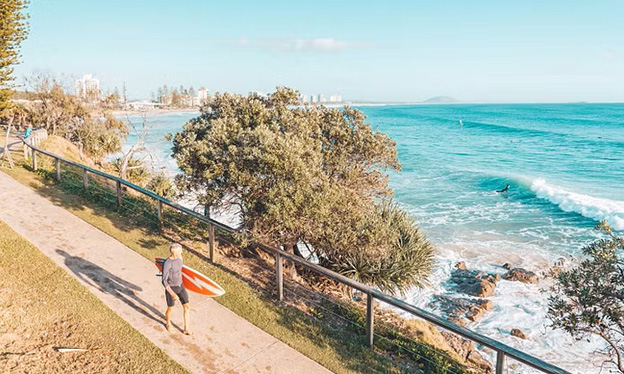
xmin=0 ymin=220 xmax=189 ymax=374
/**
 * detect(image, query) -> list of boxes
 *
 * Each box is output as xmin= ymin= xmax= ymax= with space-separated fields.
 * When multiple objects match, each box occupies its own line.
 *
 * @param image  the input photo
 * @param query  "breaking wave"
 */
xmin=531 ymin=178 xmax=624 ymax=230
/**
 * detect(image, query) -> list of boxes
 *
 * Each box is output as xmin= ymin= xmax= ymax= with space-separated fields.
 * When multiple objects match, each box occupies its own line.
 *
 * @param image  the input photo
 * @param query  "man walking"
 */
xmin=162 ymin=243 xmax=191 ymax=335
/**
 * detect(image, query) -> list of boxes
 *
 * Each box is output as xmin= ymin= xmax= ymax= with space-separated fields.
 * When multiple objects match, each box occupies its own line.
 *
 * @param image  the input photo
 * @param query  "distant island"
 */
xmin=421 ymin=96 xmax=459 ymax=104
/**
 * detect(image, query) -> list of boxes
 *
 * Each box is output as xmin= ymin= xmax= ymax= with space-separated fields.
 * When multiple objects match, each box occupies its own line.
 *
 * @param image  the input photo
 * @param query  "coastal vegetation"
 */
xmin=12 ymin=75 xmax=170 ymax=194
xmin=0 ymin=220 xmax=189 ymax=374
xmin=154 ymin=84 xmax=199 ymax=108
xmin=0 ymin=0 xmax=29 ymax=117
xmin=549 ymin=221 xmax=624 ymax=372
xmin=21 ymin=74 xmax=128 ymax=162
xmin=3 ymin=147 xmax=478 ymax=373
xmin=172 ymin=87 xmax=435 ymax=293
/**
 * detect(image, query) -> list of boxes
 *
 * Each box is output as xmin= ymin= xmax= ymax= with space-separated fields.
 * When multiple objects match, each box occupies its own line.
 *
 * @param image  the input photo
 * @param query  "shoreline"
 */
xmin=111 ymin=107 xmax=200 ymax=117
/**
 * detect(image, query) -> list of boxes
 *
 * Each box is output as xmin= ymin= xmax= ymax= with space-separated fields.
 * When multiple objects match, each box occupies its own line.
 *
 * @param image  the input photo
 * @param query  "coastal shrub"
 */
xmin=71 ymin=112 xmax=127 ymax=161
xmin=331 ymin=201 xmax=435 ymax=294
xmin=172 ymin=87 xmax=435 ymax=293
xmin=146 ymin=173 xmax=176 ymax=200
xmin=111 ymin=156 xmax=150 ymax=186
xmin=548 ymin=221 xmax=624 ymax=372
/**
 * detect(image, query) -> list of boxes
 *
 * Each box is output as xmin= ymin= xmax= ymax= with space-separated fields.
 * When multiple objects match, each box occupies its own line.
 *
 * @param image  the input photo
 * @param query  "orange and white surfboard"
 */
xmin=155 ymin=258 xmax=226 ymax=297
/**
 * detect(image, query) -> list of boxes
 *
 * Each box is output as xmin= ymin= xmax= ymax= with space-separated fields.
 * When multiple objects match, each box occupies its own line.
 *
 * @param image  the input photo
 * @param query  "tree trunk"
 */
xmin=120 ymin=152 xmax=131 ymax=180
xmin=282 ymin=243 xmax=300 ymax=278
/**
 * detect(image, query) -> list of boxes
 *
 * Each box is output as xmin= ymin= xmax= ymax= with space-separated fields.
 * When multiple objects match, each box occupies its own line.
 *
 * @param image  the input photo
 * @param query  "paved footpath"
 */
xmin=0 ymin=171 xmax=332 ymax=374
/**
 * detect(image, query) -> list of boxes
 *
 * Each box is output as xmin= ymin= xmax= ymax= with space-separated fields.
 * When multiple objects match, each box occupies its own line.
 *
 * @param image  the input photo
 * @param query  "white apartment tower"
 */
xmin=198 ymin=87 xmax=209 ymax=104
xmin=75 ymin=74 xmax=100 ymax=102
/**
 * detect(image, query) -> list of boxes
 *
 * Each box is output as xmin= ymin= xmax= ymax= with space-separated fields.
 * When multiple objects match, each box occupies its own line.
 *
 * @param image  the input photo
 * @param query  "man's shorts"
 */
xmin=165 ymin=285 xmax=189 ymax=307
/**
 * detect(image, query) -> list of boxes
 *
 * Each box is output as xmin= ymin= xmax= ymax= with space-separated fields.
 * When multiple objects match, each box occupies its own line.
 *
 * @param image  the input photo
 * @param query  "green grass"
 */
xmin=0 ymin=220 xmax=190 ymax=374
xmin=2 ymin=151 xmax=474 ymax=374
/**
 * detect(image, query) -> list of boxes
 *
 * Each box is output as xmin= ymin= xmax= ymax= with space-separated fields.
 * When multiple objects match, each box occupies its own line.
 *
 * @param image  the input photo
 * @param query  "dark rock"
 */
xmin=455 ymin=261 xmax=467 ymax=270
xmin=432 ymin=296 xmax=493 ymax=324
xmin=503 ymin=268 xmax=538 ymax=284
xmin=502 ymin=263 xmax=511 ymax=270
xmin=442 ymin=332 xmax=493 ymax=373
xmin=511 ymin=328 xmax=527 ymax=339
xmin=466 ymin=300 xmax=493 ymax=322
xmin=449 ymin=269 xmax=498 ymax=297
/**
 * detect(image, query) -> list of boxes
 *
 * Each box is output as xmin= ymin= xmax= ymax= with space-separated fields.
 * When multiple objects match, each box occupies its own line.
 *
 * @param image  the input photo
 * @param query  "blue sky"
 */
xmin=16 ymin=0 xmax=624 ymax=102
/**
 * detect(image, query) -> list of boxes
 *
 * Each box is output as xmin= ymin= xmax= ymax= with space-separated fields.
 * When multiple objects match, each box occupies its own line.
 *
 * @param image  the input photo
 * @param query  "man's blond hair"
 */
xmin=170 ymin=243 xmax=183 ymax=256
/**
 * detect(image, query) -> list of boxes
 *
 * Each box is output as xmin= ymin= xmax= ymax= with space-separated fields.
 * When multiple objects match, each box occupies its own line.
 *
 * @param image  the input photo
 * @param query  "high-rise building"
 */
xmin=75 ymin=74 xmax=100 ymax=102
xmin=329 ymin=94 xmax=342 ymax=102
xmin=317 ymin=94 xmax=325 ymax=103
xmin=198 ymin=87 xmax=209 ymax=104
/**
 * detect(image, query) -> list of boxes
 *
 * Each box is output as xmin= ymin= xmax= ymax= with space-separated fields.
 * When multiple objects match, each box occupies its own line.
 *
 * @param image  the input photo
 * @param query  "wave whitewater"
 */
xmin=531 ymin=178 xmax=624 ymax=230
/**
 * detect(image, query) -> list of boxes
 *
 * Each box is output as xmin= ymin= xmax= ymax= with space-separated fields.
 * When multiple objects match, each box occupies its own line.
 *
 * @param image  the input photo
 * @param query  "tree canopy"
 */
xmin=172 ymin=87 xmax=434 ymax=293
xmin=0 ymin=0 xmax=29 ymax=116
xmin=549 ymin=221 xmax=624 ymax=372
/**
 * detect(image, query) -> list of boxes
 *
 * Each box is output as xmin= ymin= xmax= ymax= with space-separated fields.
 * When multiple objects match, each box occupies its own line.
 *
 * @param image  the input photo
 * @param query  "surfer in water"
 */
xmin=162 ymin=243 xmax=191 ymax=335
xmin=497 ymin=184 xmax=510 ymax=193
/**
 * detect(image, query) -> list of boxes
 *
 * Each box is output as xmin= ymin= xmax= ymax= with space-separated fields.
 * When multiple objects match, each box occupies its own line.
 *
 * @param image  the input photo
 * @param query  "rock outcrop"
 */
xmin=449 ymin=268 xmax=499 ymax=297
xmin=433 ymin=296 xmax=493 ymax=326
xmin=503 ymin=268 xmax=538 ymax=284
xmin=442 ymin=332 xmax=493 ymax=373
xmin=510 ymin=328 xmax=527 ymax=340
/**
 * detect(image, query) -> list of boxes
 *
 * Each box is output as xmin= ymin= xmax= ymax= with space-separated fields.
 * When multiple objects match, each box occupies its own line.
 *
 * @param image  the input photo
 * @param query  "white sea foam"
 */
xmin=531 ymin=178 xmax=624 ymax=230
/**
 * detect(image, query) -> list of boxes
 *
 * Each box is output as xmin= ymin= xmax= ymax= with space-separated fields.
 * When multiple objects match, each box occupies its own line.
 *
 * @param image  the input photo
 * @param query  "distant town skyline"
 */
xmin=15 ymin=0 xmax=624 ymax=103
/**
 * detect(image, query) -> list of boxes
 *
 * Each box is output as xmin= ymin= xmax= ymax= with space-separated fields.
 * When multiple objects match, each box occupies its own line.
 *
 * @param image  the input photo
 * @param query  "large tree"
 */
xmin=0 ymin=0 xmax=29 ymax=116
xmin=172 ymin=87 xmax=434 ymax=293
xmin=549 ymin=221 xmax=624 ymax=372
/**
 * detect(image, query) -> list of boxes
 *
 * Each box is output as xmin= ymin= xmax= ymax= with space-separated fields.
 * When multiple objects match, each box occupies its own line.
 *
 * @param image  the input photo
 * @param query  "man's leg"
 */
xmin=182 ymin=303 xmax=191 ymax=335
xmin=165 ymin=306 xmax=173 ymax=331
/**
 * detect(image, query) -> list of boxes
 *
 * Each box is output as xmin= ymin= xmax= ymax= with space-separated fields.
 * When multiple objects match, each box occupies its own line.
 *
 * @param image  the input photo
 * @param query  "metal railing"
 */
xmin=21 ymin=138 xmax=569 ymax=374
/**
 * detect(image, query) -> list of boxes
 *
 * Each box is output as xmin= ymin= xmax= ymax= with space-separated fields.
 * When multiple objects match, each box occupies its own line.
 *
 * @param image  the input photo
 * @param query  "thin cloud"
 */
xmin=603 ymin=48 xmax=618 ymax=61
xmin=236 ymin=37 xmax=370 ymax=52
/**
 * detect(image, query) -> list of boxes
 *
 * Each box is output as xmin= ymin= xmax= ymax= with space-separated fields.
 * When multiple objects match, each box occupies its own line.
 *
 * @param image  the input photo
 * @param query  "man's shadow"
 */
xmin=56 ymin=249 xmax=183 ymax=332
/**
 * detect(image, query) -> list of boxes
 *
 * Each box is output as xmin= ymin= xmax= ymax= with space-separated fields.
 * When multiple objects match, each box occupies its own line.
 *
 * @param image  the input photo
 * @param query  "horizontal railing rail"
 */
xmin=19 ymin=136 xmax=569 ymax=374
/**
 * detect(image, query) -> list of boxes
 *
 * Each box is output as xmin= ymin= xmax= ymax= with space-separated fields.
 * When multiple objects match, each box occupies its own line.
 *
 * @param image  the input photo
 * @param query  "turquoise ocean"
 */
xmin=123 ymin=103 xmax=624 ymax=372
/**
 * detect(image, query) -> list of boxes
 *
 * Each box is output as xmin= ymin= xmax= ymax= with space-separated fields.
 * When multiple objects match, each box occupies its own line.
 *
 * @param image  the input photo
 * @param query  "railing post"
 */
xmin=55 ymin=158 xmax=61 ymax=182
xmin=116 ymin=180 xmax=122 ymax=208
xmin=496 ymin=350 xmax=505 ymax=374
xmin=275 ymin=252 xmax=283 ymax=301
xmin=157 ymin=200 xmax=163 ymax=231
xmin=31 ymin=148 xmax=37 ymax=171
xmin=82 ymin=168 xmax=88 ymax=190
xmin=367 ymin=293 xmax=374 ymax=348
xmin=208 ymin=223 xmax=215 ymax=262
